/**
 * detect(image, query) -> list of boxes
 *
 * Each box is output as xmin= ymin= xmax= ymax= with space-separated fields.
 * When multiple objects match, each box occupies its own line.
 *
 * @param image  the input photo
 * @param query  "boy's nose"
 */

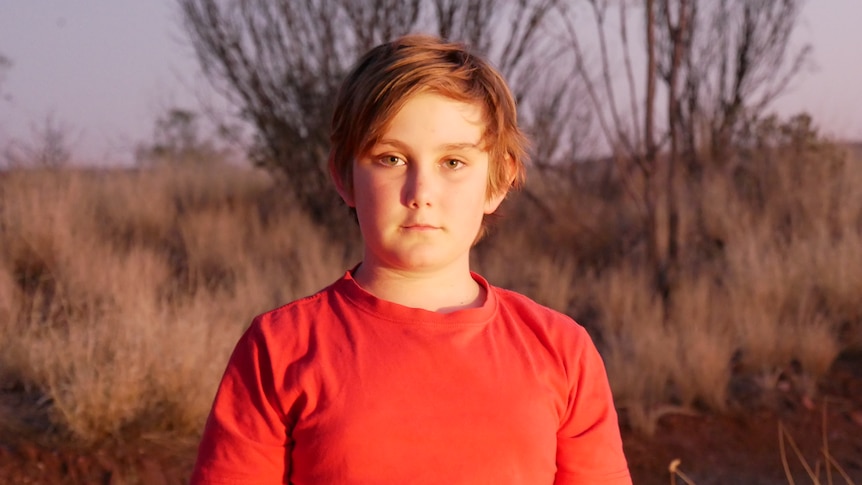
xmin=403 ymin=165 xmax=435 ymax=208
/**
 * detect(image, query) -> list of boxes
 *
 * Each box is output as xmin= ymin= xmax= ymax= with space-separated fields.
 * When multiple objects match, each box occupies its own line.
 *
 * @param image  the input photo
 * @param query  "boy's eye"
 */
xmin=443 ymin=159 xmax=465 ymax=169
xmin=378 ymin=155 xmax=405 ymax=167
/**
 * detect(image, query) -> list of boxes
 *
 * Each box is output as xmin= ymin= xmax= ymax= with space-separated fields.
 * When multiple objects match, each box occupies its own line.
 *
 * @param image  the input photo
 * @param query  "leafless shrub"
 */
xmin=3 ymin=114 xmax=77 ymax=168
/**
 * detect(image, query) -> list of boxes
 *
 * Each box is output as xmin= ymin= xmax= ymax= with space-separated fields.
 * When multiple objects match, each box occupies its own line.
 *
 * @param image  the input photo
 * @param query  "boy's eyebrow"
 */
xmin=441 ymin=142 xmax=484 ymax=151
xmin=376 ymin=139 xmax=485 ymax=152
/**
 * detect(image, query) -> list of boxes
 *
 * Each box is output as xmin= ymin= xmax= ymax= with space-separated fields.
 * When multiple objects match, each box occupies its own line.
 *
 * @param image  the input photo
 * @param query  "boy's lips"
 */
xmin=402 ymin=222 xmax=440 ymax=230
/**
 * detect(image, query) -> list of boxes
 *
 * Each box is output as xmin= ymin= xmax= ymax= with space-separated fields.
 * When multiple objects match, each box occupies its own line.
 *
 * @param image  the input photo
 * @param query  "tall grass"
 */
xmin=0 ymin=166 xmax=350 ymax=446
xmin=0 ymin=139 xmax=860 ymax=445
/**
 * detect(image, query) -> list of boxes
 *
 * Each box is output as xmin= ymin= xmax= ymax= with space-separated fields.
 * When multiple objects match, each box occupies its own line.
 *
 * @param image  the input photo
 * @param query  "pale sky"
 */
xmin=0 ymin=1 xmax=860 ymax=166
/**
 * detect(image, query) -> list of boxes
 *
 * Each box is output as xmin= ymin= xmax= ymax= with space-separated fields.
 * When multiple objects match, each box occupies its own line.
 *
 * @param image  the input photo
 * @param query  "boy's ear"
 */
xmin=484 ymin=189 xmax=508 ymax=215
xmin=329 ymin=156 xmax=355 ymax=207
xmin=483 ymin=154 xmax=516 ymax=215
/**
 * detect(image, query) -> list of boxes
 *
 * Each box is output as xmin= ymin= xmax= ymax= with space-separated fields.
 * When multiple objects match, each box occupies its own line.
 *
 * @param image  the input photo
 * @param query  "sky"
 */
xmin=0 ymin=1 xmax=860 ymax=166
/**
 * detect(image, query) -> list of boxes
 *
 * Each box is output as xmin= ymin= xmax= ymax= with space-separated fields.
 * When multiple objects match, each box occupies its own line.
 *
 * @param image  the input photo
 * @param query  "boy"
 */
xmin=191 ymin=34 xmax=631 ymax=484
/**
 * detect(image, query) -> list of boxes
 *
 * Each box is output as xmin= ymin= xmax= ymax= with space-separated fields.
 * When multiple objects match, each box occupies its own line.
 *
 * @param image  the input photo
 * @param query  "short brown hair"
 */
xmin=328 ymin=34 xmax=528 ymax=200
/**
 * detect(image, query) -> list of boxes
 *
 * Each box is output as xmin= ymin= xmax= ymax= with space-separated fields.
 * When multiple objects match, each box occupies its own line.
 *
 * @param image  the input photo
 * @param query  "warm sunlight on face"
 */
xmin=340 ymin=92 xmax=506 ymax=275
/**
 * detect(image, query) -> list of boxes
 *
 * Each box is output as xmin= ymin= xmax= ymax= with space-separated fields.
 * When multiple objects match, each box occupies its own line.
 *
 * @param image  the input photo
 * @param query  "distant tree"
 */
xmin=692 ymin=0 xmax=810 ymax=168
xmin=561 ymin=0 xmax=809 ymax=312
xmin=0 ymin=52 xmax=10 ymax=100
xmin=176 ymin=0 xmax=572 ymax=227
xmin=135 ymin=107 xmax=233 ymax=167
xmin=3 ymin=114 xmax=74 ymax=169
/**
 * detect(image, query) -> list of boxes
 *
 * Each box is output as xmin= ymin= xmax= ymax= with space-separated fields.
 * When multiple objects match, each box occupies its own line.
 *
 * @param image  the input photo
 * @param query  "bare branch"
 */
xmin=619 ymin=2 xmax=643 ymax=154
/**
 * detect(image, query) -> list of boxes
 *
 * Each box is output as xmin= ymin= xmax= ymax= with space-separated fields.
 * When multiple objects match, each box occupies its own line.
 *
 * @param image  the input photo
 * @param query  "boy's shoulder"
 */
xmin=262 ymin=277 xmax=343 ymax=317
xmin=246 ymin=273 xmax=352 ymax=339
xmin=485 ymin=281 xmax=599 ymax=369
xmin=491 ymin=282 xmax=575 ymax=322
xmin=486 ymin=280 xmax=590 ymax=339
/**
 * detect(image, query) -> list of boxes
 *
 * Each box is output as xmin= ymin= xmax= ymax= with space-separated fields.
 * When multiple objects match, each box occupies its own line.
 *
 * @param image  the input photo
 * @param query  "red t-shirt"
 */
xmin=192 ymin=271 xmax=631 ymax=484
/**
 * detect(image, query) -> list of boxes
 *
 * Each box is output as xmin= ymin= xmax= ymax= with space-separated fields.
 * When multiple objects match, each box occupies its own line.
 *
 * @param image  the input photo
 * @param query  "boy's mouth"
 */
xmin=402 ymin=223 xmax=440 ymax=231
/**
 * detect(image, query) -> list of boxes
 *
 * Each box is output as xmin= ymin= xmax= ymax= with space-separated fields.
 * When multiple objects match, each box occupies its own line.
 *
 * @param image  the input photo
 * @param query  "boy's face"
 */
xmin=337 ymin=92 xmax=506 ymax=274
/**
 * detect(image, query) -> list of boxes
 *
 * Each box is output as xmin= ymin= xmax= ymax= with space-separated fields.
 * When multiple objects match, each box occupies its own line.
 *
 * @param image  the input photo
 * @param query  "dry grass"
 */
xmin=0 ymin=166 xmax=349 ymax=445
xmin=0 ymin=139 xmax=860 ymax=447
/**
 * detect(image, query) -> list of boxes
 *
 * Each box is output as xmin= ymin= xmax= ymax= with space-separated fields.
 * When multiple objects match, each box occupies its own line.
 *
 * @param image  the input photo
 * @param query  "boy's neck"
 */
xmin=352 ymin=263 xmax=485 ymax=314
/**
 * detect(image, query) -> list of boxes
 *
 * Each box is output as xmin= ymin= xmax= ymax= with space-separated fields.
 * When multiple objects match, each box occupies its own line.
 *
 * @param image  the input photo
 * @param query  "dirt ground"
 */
xmin=625 ymin=350 xmax=862 ymax=485
xmin=1 ymin=351 xmax=860 ymax=484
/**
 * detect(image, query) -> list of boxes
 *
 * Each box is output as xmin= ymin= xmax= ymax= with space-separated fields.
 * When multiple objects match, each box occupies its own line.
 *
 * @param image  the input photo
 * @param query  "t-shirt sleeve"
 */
xmin=554 ymin=326 xmax=632 ymax=485
xmin=190 ymin=318 xmax=293 ymax=485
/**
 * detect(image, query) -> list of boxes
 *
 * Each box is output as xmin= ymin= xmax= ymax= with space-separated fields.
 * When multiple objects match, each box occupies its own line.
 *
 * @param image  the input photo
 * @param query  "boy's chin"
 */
xmin=367 ymin=249 xmax=468 ymax=274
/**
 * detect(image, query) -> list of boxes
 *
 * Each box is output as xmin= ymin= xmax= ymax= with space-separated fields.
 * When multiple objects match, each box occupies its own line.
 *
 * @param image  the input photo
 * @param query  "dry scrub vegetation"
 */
xmin=0 ymin=166 xmax=351 ymax=446
xmin=0 ymin=137 xmax=861 ymax=448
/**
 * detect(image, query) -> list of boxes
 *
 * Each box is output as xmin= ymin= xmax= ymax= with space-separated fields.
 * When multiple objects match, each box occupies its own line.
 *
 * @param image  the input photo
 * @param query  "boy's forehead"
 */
xmin=368 ymin=94 xmax=492 ymax=144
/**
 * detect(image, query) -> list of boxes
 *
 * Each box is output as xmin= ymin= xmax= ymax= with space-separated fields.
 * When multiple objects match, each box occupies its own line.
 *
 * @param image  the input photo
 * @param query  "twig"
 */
xmin=779 ymin=421 xmax=796 ymax=485
xmin=819 ymin=398 xmax=856 ymax=485
xmin=779 ymin=421 xmax=819 ymax=483
xmin=824 ymin=452 xmax=856 ymax=485
xmin=823 ymin=399 xmax=833 ymax=485
xmin=668 ymin=458 xmax=697 ymax=485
